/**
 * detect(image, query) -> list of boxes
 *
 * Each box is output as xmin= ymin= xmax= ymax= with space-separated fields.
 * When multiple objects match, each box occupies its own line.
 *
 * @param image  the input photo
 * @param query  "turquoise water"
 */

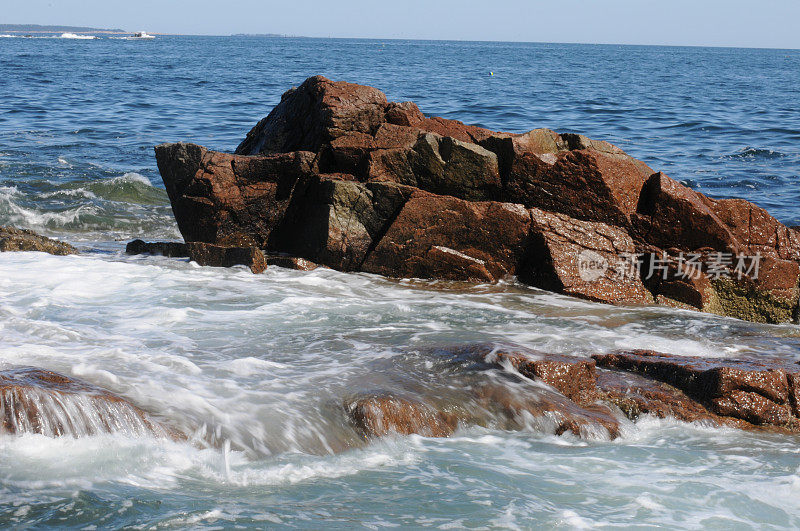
xmin=1 ymin=35 xmax=800 ymax=528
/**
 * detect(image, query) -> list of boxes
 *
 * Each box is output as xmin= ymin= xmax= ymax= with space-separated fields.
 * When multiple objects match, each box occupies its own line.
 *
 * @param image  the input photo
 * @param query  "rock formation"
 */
xmin=0 ymin=226 xmax=77 ymax=255
xmin=344 ymin=344 xmax=800 ymax=442
xmin=155 ymin=76 xmax=800 ymax=323
xmin=0 ymin=367 xmax=177 ymax=438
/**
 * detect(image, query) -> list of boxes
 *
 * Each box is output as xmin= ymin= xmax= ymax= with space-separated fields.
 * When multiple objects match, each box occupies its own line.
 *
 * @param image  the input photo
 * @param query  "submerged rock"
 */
xmin=155 ymin=76 xmax=800 ymax=323
xmin=0 ymin=226 xmax=77 ymax=256
xmin=594 ymin=350 xmax=800 ymax=429
xmin=345 ymin=394 xmax=457 ymax=438
xmin=348 ymin=343 xmax=800 ymax=443
xmin=0 ymin=367 xmax=176 ymax=438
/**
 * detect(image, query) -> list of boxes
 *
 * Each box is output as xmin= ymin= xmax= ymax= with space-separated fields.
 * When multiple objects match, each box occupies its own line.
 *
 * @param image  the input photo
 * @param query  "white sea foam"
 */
xmin=59 ymin=33 xmax=98 ymax=40
xmin=116 ymin=172 xmax=154 ymax=186
xmin=1 ymin=250 xmax=800 ymax=527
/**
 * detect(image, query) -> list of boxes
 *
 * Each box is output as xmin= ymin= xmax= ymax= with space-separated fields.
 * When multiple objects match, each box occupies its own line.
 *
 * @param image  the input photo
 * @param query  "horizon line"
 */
xmin=3 ymin=25 xmax=799 ymax=51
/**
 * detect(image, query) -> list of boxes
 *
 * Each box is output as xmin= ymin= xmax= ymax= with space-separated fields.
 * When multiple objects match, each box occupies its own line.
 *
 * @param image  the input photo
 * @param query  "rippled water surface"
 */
xmin=1 ymin=36 xmax=800 ymax=528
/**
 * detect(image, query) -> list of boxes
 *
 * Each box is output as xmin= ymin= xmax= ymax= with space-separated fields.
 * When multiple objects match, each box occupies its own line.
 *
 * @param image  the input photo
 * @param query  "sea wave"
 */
xmin=59 ymin=33 xmax=98 ymax=40
xmin=0 ymin=174 xmax=177 ymax=240
xmin=725 ymin=147 xmax=786 ymax=159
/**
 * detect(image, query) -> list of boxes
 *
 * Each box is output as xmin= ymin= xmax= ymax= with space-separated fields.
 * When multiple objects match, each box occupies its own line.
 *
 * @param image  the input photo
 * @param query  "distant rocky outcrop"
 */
xmin=0 ymin=226 xmax=77 ymax=256
xmin=155 ymin=76 xmax=800 ymax=323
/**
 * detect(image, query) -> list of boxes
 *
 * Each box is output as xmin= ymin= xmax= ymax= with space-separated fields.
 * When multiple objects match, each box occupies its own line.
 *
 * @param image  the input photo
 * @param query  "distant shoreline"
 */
xmin=0 ymin=24 xmax=125 ymax=33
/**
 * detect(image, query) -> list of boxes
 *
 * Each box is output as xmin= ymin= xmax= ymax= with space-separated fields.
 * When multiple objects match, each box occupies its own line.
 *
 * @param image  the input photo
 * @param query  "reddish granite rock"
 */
xmin=0 ymin=226 xmax=77 ymax=256
xmin=709 ymin=198 xmax=800 ymax=261
xmin=274 ymin=177 xmax=415 ymax=271
xmin=504 ymin=149 xmax=653 ymax=228
xmin=345 ymin=394 xmax=457 ymax=438
xmin=0 ymin=367 xmax=176 ymax=438
xmin=484 ymin=349 xmax=600 ymax=405
xmin=633 ymin=172 xmax=739 ymax=253
xmin=519 ymin=208 xmax=653 ymax=305
xmin=366 ymin=132 xmax=502 ymax=202
xmin=236 ymin=75 xmax=389 ymax=155
xmin=155 ymin=142 xmax=315 ymax=248
xmin=155 ymin=76 xmax=800 ymax=324
xmin=362 ymin=193 xmax=531 ymax=282
xmin=186 ymin=242 xmax=267 ymax=273
xmin=384 ymin=101 xmax=424 ymax=127
xmin=593 ymin=350 xmax=799 ymax=428
xmin=471 ymin=382 xmax=621 ymax=439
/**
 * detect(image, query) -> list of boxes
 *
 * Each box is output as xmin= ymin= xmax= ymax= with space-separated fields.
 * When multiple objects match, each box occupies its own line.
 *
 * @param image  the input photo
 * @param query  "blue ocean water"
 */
xmin=1 ymin=35 xmax=800 ymax=528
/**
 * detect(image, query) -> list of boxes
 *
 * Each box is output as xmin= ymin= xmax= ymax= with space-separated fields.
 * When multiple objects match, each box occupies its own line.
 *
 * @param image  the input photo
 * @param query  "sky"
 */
xmin=3 ymin=0 xmax=800 ymax=49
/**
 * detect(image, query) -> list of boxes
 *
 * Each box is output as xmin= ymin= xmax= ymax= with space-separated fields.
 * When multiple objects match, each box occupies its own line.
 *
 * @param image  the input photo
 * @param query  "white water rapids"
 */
xmin=1 ymin=248 xmax=800 ymax=527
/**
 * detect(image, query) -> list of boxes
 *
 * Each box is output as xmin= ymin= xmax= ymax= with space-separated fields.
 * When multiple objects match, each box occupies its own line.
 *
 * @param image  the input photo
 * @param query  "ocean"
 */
xmin=1 ymin=35 xmax=800 ymax=528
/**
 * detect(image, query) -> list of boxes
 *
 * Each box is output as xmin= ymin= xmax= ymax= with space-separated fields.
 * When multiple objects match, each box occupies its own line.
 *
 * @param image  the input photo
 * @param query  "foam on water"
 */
xmin=58 ymin=33 xmax=98 ymax=40
xmin=1 ymin=250 xmax=799 ymax=526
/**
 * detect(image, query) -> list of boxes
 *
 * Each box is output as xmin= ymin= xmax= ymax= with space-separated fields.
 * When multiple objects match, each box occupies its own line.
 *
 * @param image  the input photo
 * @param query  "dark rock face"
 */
xmin=0 ymin=226 xmax=77 ymax=256
xmin=155 ymin=143 xmax=315 ymax=248
xmin=126 ymin=239 xmax=189 ymax=257
xmin=265 ymin=254 xmax=318 ymax=271
xmin=155 ymin=76 xmax=800 ymax=323
xmin=520 ymin=209 xmax=653 ymax=304
xmin=0 ymin=367 xmax=177 ymax=438
xmin=186 ymin=242 xmax=267 ymax=274
xmin=235 ymin=75 xmax=389 ymax=156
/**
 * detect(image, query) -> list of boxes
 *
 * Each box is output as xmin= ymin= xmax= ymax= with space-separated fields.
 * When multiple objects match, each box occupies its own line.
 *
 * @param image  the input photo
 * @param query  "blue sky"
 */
xmin=4 ymin=0 xmax=800 ymax=49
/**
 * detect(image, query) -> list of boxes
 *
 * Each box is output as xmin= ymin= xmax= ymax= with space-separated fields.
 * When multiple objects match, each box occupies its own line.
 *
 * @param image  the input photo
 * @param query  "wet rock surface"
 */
xmin=186 ymin=242 xmax=267 ymax=274
xmin=0 ymin=367 xmax=176 ymax=438
xmin=344 ymin=344 xmax=800 ymax=443
xmin=594 ymin=350 xmax=800 ymax=429
xmin=155 ymin=76 xmax=800 ymax=323
xmin=0 ymin=226 xmax=78 ymax=256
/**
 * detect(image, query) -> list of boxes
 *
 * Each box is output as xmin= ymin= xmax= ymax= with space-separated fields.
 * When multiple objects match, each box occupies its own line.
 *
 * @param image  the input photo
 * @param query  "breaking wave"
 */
xmin=725 ymin=147 xmax=786 ymax=160
xmin=0 ymin=174 xmax=178 ymax=241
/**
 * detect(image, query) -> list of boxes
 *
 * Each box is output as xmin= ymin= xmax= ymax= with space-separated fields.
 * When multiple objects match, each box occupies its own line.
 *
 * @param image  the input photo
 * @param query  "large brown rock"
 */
xmin=633 ymin=172 xmax=739 ymax=253
xmin=519 ymin=208 xmax=653 ymax=305
xmin=154 ymin=76 xmax=800 ymax=324
xmin=155 ymin=142 xmax=315 ymax=247
xmin=345 ymin=394 xmax=457 ymax=438
xmin=0 ymin=226 xmax=77 ymax=256
xmin=504 ymin=149 xmax=653 ymax=228
xmin=0 ymin=367 xmax=176 ymax=438
xmin=362 ymin=193 xmax=531 ymax=282
xmin=484 ymin=349 xmax=600 ymax=405
xmin=367 ymin=133 xmax=502 ymax=202
xmin=274 ymin=176 xmax=415 ymax=271
xmin=709 ymin=197 xmax=800 ymax=261
xmin=236 ymin=76 xmax=389 ymax=156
